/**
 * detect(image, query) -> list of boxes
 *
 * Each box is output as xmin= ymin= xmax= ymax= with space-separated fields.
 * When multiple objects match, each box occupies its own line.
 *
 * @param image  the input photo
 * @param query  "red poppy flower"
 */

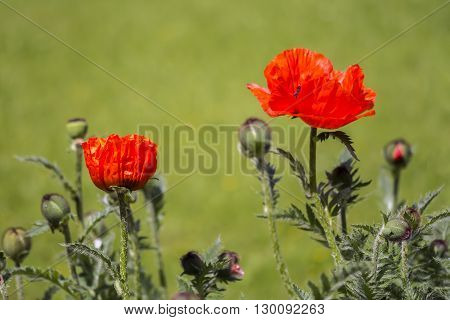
xmin=82 ymin=134 xmax=157 ymax=192
xmin=247 ymin=48 xmax=376 ymax=129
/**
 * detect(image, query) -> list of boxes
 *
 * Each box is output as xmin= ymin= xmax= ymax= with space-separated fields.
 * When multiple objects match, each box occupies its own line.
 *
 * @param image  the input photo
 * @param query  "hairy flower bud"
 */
xmin=1 ymin=227 xmax=32 ymax=264
xmin=41 ymin=193 xmax=71 ymax=230
xmin=66 ymin=118 xmax=88 ymax=140
xmin=400 ymin=207 xmax=421 ymax=230
xmin=239 ymin=118 xmax=271 ymax=158
xmin=430 ymin=239 xmax=447 ymax=257
xmin=382 ymin=218 xmax=411 ymax=242
xmin=326 ymin=164 xmax=352 ymax=190
xmin=384 ymin=139 xmax=412 ymax=169
xmin=217 ymin=251 xmax=244 ymax=281
xmin=180 ymin=251 xmax=204 ymax=276
xmin=142 ymin=175 xmax=165 ymax=213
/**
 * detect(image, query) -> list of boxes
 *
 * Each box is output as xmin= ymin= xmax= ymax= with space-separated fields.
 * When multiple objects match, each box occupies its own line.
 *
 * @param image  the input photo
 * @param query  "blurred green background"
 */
xmin=0 ymin=0 xmax=449 ymax=299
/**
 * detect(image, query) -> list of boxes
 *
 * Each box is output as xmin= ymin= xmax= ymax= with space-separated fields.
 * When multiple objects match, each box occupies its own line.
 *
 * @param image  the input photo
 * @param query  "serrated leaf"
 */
xmin=61 ymin=243 xmax=120 ymax=281
xmin=292 ymin=284 xmax=311 ymax=300
xmin=418 ymin=208 xmax=450 ymax=234
xmin=5 ymin=266 xmax=88 ymax=299
xmin=307 ymin=281 xmax=323 ymax=299
xmin=317 ymin=131 xmax=359 ymax=161
xmin=275 ymin=148 xmax=308 ymax=191
xmin=78 ymin=208 xmax=116 ymax=243
xmin=416 ymin=186 xmax=444 ymax=213
xmin=203 ymin=237 xmax=223 ymax=264
xmin=26 ymin=221 xmax=50 ymax=237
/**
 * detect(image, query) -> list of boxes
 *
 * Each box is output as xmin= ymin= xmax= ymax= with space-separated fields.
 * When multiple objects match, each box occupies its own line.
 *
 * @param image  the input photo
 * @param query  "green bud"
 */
xmin=401 ymin=207 xmax=421 ymax=230
xmin=180 ymin=251 xmax=204 ymax=276
xmin=239 ymin=118 xmax=271 ymax=158
xmin=382 ymin=218 xmax=411 ymax=242
xmin=142 ymin=175 xmax=165 ymax=212
xmin=430 ymin=239 xmax=447 ymax=257
xmin=2 ymin=227 xmax=32 ymax=264
xmin=66 ymin=118 xmax=88 ymax=140
xmin=41 ymin=193 xmax=71 ymax=230
xmin=384 ymin=139 xmax=412 ymax=170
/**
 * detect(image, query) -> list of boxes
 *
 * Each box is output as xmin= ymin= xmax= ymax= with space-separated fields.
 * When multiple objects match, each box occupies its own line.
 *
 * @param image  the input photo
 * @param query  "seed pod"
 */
xmin=66 ymin=118 xmax=88 ymax=140
xmin=382 ymin=218 xmax=411 ymax=242
xmin=1 ymin=227 xmax=32 ymax=264
xmin=384 ymin=139 xmax=412 ymax=170
xmin=239 ymin=118 xmax=271 ymax=158
xmin=180 ymin=251 xmax=204 ymax=276
xmin=401 ymin=207 xmax=421 ymax=230
xmin=41 ymin=193 xmax=71 ymax=230
xmin=217 ymin=251 xmax=245 ymax=281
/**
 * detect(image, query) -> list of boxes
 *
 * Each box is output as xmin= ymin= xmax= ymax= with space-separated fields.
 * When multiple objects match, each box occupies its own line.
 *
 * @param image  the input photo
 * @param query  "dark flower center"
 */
xmin=293 ymin=85 xmax=301 ymax=98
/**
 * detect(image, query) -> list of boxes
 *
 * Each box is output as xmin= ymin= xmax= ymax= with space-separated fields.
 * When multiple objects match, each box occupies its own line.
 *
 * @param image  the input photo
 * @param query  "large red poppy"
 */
xmin=247 ymin=48 xmax=376 ymax=129
xmin=82 ymin=134 xmax=157 ymax=192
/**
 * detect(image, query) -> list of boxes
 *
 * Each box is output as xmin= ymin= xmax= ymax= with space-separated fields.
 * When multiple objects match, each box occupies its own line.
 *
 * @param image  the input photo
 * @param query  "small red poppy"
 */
xmin=82 ymin=134 xmax=157 ymax=192
xmin=247 ymin=48 xmax=376 ymax=129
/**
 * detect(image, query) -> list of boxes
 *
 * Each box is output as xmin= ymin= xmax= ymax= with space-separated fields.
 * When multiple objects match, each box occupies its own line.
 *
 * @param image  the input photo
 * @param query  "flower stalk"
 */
xmin=14 ymin=261 xmax=23 ymax=300
xmin=116 ymin=188 xmax=131 ymax=299
xmin=61 ymin=222 xmax=79 ymax=284
xmin=309 ymin=127 xmax=318 ymax=194
xmin=74 ymin=142 xmax=84 ymax=227
xmin=256 ymin=158 xmax=296 ymax=299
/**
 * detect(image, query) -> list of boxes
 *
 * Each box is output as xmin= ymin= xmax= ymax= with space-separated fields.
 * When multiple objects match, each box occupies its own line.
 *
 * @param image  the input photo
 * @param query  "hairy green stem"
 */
xmin=400 ymin=241 xmax=411 ymax=292
xmin=117 ymin=190 xmax=130 ymax=299
xmin=392 ymin=169 xmax=400 ymax=211
xmin=74 ymin=143 xmax=84 ymax=227
xmin=339 ymin=204 xmax=348 ymax=235
xmin=0 ymin=275 xmax=8 ymax=300
xmin=131 ymin=235 xmax=142 ymax=299
xmin=61 ymin=223 xmax=79 ymax=284
xmin=257 ymin=159 xmax=296 ymax=299
xmin=147 ymin=203 xmax=168 ymax=298
xmin=14 ymin=261 xmax=23 ymax=300
xmin=309 ymin=127 xmax=317 ymax=194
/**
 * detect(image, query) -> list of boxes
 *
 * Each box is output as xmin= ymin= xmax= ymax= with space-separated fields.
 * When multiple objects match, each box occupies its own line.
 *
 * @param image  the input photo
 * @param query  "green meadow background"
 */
xmin=0 ymin=0 xmax=449 ymax=299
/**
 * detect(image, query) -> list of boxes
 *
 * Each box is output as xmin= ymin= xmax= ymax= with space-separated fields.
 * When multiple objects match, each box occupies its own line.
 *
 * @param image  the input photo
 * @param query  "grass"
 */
xmin=0 ymin=0 xmax=449 ymax=299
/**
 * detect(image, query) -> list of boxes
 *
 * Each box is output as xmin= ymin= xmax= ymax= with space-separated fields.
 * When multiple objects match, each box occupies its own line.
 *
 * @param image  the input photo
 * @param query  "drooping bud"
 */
xmin=142 ymin=175 xmax=165 ymax=212
xmin=66 ymin=118 xmax=88 ymax=140
xmin=171 ymin=292 xmax=199 ymax=300
xmin=382 ymin=218 xmax=411 ymax=242
xmin=238 ymin=117 xmax=271 ymax=158
xmin=217 ymin=251 xmax=244 ymax=281
xmin=41 ymin=193 xmax=71 ymax=230
xmin=180 ymin=251 xmax=204 ymax=276
xmin=384 ymin=139 xmax=412 ymax=169
xmin=400 ymin=207 xmax=421 ymax=230
xmin=326 ymin=164 xmax=352 ymax=190
xmin=1 ymin=227 xmax=32 ymax=264
xmin=430 ymin=239 xmax=447 ymax=257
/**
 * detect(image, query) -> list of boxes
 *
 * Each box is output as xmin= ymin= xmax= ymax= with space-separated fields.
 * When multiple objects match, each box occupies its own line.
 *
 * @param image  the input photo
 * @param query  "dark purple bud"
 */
xmin=384 ymin=139 xmax=412 ymax=169
xmin=180 ymin=251 xmax=204 ymax=276
xmin=401 ymin=207 xmax=421 ymax=230
xmin=217 ymin=251 xmax=244 ymax=281
xmin=239 ymin=118 xmax=271 ymax=159
xmin=430 ymin=239 xmax=447 ymax=257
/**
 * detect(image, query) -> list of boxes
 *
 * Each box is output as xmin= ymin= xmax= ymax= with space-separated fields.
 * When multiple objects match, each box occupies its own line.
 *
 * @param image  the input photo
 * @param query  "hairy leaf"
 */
xmin=317 ymin=131 xmax=359 ymax=161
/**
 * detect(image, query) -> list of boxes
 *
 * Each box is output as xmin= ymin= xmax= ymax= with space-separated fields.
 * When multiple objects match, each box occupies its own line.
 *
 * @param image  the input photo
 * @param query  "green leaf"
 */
xmin=275 ymin=148 xmax=308 ymax=191
xmin=61 ymin=243 xmax=120 ymax=281
xmin=292 ymin=284 xmax=311 ymax=300
xmin=307 ymin=281 xmax=323 ymax=299
xmin=16 ymin=156 xmax=77 ymax=199
xmin=418 ymin=208 xmax=450 ymax=234
xmin=78 ymin=208 xmax=116 ymax=243
xmin=26 ymin=220 xmax=50 ymax=237
xmin=317 ymin=131 xmax=359 ymax=161
xmin=203 ymin=237 xmax=223 ymax=264
xmin=5 ymin=266 xmax=88 ymax=299
xmin=416 ymin=186 xmax=444 ymax=213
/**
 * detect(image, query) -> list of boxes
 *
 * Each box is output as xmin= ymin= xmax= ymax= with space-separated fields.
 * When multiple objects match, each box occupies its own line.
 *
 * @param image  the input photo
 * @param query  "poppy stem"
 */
xmin=14 ymin=261 xmax=23 ymax=300
xmin=309 ymin=127 xmax=317 ymax=194
xmin=400 ymin=241 xmax=411 ymax=296
xmin=393 ymin=168 xmax=400 ymax=211
xmin=117 ymin=189 xmax=131 ymax=299
xmin=61 ymin=222 xmax=79 ymax=284
xmin=74 ymin=142 xmax=84 ymax=227
xmin=256 ymin=158 xmax=296 ymax=299
xmin=339 ymin=203 xmax=348 ymax=235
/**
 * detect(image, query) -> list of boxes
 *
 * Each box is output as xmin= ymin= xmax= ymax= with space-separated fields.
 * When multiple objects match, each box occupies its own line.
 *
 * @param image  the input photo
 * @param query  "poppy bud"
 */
xmin=180 ymin=251 xmax=204 ymax=276
xmin=326 ymin=164 xmax=352 ymax=189
xmin=400 ymin=207 xmax=421 ymax=230
xmin=142 ymin=175 xmax=165 ymax=213
xmin=239 ymin=117 xmax=271 ymax=158
xmin=217 ymin=251 xmax=244 ymax=281
xmin=41 ymin=193 xmax=71 ymax=230
xmin=384 ymin=139 xmax=412 ymax=169
xmin=0 ymin=251 xmax=6 ymax=271
xmin=1 ymin=227 xmax=32 ymax=264
xmin=430 ymin=239 xmax=447 ymax=257
xmin=66 ymin=118 xmax=88 ymax=140
xmin=382 ymin=218 xmax=411 ymax=242
xmin=171 ymin=292 xmax=199 ymax=300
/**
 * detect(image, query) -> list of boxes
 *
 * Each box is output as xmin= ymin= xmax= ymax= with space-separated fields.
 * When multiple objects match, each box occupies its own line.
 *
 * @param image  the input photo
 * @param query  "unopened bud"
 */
xmin=384 ymin=139 xmax=412 ymax=169
xmin=66 ymin=118 xmax=88 ymax=140
xmin=217 ymin=251 xmax=244 ymax=281
xmin=180 ymin=251 xmax=204 ymax=276
xmin=401 ymin=207 xmax=421 ymax=230
xmin=326 ymin=164 xmax=352 ymax=189
xmin=142 ymin=175 xmax=165 ymax=212
xmin=430 ymin=239 xmax=447 ymax=257
xmin=171 ymin=292 xmax=199 ymax=300
xmin=239 ymin=118 xmax=271 ymax=158
xmin=1 ymin=227 xmax=32 ymax=264
xmin=382 ymin=218 xmax=411 ymax=242
xmin=41 ymin=193 xmax=71 ymax=230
